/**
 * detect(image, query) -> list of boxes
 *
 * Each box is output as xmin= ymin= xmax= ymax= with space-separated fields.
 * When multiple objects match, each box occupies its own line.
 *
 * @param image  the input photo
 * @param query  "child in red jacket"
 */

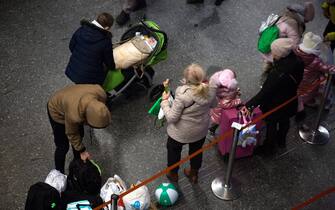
xmin=294 ymin=32 xmax=335 ymax=120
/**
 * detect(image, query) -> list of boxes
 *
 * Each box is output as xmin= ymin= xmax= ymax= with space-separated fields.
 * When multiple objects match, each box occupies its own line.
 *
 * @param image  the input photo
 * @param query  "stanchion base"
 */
xmin=299 ymin=125 xmax=330 ymax=145
xmin=211 ymin=177 xmax=241 ymax=201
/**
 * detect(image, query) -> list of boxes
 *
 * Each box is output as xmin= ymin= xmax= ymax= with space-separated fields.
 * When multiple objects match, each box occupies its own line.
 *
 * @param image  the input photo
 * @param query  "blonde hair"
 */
xmin=183 ymin=63 xmax=209 ymax=98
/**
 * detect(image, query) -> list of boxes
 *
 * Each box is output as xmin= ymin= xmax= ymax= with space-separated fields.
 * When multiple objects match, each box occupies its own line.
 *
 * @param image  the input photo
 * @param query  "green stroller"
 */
xmin=103 ymin=20 xmax=168 ymax=99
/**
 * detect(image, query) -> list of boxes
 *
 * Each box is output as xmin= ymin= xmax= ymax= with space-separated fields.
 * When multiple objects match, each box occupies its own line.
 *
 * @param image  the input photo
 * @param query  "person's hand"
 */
xmin=80 ymin=151 xmax=91 ymax=162
xmin=162 ymin=91 xmax=170 ymax=101
xmin=240 ymin=106 xmax=251 ymax=118
xmin=163 ymin=79 xmax=170 ymax=89
xmin=237 ymin=88 xmax=241 ymax=96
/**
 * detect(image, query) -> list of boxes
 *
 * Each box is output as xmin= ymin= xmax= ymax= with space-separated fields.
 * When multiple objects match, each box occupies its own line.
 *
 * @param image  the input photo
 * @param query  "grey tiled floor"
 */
xmin=1 ymin=0 xmax=334 ymax=209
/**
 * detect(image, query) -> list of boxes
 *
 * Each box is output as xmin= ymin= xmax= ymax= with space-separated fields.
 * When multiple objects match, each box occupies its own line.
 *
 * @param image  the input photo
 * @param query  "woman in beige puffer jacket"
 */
xmin=161 ymin=64 xmax=217 ymax=184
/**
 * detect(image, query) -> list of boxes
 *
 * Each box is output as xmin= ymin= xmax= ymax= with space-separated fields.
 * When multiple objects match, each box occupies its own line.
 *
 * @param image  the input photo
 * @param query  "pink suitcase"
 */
xmin=218 ymin=107 xmax=263 ymax=159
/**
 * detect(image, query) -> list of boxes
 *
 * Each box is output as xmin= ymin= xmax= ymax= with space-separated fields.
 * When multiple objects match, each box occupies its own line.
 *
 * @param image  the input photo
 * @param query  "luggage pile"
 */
xmin=25 ymin=159 xmax=153 ymax=210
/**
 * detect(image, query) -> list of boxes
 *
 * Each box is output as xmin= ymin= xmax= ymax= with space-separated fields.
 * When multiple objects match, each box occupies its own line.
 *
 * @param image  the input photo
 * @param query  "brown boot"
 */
xmin=183 ymin=168 xmax=198 ymax=184
xmin=166 ymin=171 xmax=178 ymax=182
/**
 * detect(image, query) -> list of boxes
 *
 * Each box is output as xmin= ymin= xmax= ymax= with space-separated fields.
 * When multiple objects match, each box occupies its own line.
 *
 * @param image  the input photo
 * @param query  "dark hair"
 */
xmin=97 ymin=12 xmax=114 ymax=28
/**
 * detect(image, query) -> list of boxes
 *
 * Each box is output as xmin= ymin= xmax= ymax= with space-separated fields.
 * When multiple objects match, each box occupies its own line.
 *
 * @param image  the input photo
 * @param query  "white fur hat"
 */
xmin=299 ymin=32 xmax=322 ymax=55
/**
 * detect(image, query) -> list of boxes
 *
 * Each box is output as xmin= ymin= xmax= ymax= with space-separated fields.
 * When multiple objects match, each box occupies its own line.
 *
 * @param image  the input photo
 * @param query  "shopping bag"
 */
xmin=122 ymin=182 xmax=150 ymax=210
xmin=100 ymin=175 xmax=127 ymax=210
xmin=238 ymin=113 xmax=259 ymax=148
xmin=44 ymin=169 xmax=67 ymax=194
xmin=257 ymin=14 xmax=280 ymax=53
xmin=148 ymin=94 xmax=173 ymax=128
xmin=157 ymin=95 xmax=173 ymax=120
xmin=148 ymin=93 xmax=173 ymax=118
xmin=148 ymin=97 xmax=162 ymax=116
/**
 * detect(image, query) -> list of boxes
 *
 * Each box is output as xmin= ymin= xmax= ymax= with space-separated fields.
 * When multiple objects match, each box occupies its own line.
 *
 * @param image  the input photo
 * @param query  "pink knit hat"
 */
xmin=218 ymin=69 xmax=238 ymax=90
xmin=271 ymin=38 xmax=294 ymax=59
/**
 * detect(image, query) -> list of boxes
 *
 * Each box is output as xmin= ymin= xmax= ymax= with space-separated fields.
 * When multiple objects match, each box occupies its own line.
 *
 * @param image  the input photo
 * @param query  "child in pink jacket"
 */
xmin=209 ymin=69 xmax=242 ymax=135
xmin=294 ymin=32 xmax=335 ymax=120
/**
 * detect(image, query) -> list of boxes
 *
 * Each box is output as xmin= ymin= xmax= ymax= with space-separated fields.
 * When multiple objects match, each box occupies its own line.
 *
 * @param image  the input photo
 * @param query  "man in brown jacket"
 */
xmin=47 ymin=84 xmax=111 ymax=173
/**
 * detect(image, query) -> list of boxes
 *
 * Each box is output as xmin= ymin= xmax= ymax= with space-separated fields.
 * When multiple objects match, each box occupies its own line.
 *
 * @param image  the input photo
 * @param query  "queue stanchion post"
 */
xmin=211 ymin=112 xmax=242 ymax=201
xmin=110 ymin=194 xmax=119 ymax=210
xmin=299 ymin=74 xmax=332 ymax=145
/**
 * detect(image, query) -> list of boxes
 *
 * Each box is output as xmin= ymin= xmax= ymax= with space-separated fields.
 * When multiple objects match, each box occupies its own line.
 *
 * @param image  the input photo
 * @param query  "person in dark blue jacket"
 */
xmin=65 ymin=13 xmax=115 ymax=85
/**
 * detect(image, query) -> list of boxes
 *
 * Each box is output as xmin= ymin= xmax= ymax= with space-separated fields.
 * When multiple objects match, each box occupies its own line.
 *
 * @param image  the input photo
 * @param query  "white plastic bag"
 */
xmin=100 ymin=175 xmax=127 ymax=210
xmin=259 ymin=14 xmax=280 ymax=34
xmin=158 ymin=94 xmax=174 ymax=120
xmin=122 ymin=182 xmax=150 ymax=210
xmin=44 ymin=169 xmax=67 ymax=194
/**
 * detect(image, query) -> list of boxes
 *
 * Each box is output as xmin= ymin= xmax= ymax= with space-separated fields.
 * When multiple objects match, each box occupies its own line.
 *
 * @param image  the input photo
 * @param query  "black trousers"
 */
xmin=167 ymin=136 xmax=206 ymax=173
xmin=264 ymin=117 xmax=290 ymax=151
xmin=47 ymin=108 xmax=83 ymax=173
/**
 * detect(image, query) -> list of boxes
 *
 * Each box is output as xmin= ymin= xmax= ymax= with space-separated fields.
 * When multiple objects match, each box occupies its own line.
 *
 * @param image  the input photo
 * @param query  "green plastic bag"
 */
xmin=103 ymin=70 xmax=124 ymax=92
xmin=257 ymin=25 xmax=279 ymax=54
xmin=148 ymin=97 xmax=162 ymax=116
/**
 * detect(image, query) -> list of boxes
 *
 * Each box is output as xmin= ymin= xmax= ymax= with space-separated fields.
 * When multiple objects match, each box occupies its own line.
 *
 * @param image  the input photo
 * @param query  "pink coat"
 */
xmin=294 ymin=48 xmax=335 ymax=110
xmin=209 ymin=70 xmax=242 ymax=124
xmin=262 ymin=11 xmax=305 ymax=62
xmin=210 ymin=97 xmax=242 ymax=124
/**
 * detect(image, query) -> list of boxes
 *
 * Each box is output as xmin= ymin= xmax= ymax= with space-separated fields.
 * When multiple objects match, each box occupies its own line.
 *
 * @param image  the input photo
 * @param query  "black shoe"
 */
xmin=116 ymin=10 xmax=130 ymax=26
xmin=295 ymin=110 xmax=306 ymax=122
xmin=187 ymin=0 xmax=204 ymax=4
xmin=215 ymin=0 xmax=224 ymax=6
xmin=133 ymin=0 xmax=147 ymax=11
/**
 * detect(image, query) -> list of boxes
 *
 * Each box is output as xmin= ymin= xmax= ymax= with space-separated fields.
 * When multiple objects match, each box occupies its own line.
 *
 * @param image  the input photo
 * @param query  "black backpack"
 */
xmin=25 ymin=182 xmax=61 ymax=210
xmin=67 ymin=159 xmax=102 ymax=195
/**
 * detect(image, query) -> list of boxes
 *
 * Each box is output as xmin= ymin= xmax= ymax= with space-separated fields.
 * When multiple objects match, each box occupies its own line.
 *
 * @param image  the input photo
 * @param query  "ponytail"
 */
xmin=191 ymin=82 xmax=209 ymax=98
xmin=183 ymin=63 xmax=209 ymax=98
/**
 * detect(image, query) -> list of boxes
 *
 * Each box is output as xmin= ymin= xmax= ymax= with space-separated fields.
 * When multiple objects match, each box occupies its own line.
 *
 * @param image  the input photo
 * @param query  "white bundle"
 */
xmin=44 ymin=169 xmax=67 ymax=194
